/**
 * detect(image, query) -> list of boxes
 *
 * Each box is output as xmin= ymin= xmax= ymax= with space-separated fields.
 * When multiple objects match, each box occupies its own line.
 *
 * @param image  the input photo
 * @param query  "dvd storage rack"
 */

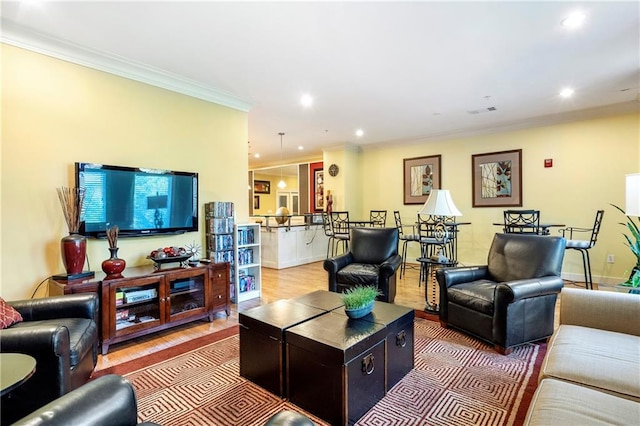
xmin=235 ymin=222 xmax=261 ymax=302
xmin=205 ymin=201 xmax=236 ymax=301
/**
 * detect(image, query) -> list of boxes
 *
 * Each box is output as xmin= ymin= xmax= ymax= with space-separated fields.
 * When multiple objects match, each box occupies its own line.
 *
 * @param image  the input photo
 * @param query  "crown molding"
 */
xmin=1 ymin=19 xmax=252 ymax=112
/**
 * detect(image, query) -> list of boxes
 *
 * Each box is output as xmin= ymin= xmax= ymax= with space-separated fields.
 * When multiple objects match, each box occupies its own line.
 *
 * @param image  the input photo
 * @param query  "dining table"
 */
xmin=492 ymin=222 xmax=566 ymax=235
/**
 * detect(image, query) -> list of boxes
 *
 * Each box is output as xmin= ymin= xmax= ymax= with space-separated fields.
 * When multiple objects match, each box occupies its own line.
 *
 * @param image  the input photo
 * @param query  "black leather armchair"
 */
xmin=324 ymin=227 xmax=402 ymax=303
xmin=0 ymin=293 xmax=99 ymax=424
xmin=436 ymin=233 xmax=566 ymax=354
xmin=12 ymin=374 xmax=160 ymax=426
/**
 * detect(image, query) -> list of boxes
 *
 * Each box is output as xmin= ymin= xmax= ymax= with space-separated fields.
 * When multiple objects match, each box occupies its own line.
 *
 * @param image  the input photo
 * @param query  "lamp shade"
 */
xmin=418 ymin=189 xmax=462 ymax=216
xmin=626 ymin=173 xmax=640 ymax=217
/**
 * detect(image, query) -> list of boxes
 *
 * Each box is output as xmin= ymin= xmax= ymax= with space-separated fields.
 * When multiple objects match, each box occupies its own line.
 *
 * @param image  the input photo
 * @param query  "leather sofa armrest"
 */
xmin=324 ymin=253 xmax=354 ymax=293
xmin=496 ymin=276 xmax=564 ymax=304
xmin=559 ymin=287 xmax=640 ymax=336
xmin=12 ymin=375 xmax=158 ymax=426
xmin=379 ymin=254 xmax=402 ymax=278
xmin=10 ymin=293 xmax=99 ymax=323
xmin=323 ymin=253 xmax=354 ymax=274
xmin=438 ymin=266 xmax=489 ymax=288
xmin=0 ymin=324 xmax=70 ymax=360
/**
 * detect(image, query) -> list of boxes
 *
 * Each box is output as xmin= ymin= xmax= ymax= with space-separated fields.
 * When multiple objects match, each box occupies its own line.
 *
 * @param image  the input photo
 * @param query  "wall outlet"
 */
xmin=607 ymin=254 xmax=615 ymax=264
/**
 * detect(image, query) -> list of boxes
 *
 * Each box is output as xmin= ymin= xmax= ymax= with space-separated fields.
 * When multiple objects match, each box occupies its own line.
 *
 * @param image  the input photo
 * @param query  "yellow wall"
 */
xmin=351 ymin=112 xmax=639 ymax=284
xmin=2 ymin=44 xmax=639 ymax=299
xmin=1 ymin=45 xmax=249 ymax=300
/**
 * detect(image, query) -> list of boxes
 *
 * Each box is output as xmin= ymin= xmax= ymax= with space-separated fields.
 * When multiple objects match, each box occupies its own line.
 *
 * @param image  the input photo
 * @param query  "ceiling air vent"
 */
xmin=467 ymin=106 xmax=497 ymax=115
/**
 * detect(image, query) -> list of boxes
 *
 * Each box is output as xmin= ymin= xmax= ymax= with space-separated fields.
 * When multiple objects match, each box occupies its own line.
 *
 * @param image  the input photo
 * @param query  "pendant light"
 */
xmin=277 ymin=132 xmax=287 ymax=189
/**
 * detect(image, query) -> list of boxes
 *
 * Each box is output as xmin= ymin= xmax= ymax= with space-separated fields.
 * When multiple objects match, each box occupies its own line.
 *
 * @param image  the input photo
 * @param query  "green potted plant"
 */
xmin=341 ymin=285 xmax=381 ymax=319
xmin=611 ymin=204 xmax=640 ymax=293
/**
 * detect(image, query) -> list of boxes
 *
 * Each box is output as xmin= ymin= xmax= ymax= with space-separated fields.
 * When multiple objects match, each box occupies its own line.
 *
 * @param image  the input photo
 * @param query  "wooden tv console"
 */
xmin=49 ymin=263 xmax=230 ymax=354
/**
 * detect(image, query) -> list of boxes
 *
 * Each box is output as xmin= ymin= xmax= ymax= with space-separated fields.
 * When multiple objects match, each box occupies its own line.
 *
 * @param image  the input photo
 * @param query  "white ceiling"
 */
xmin=2 ymin=1 xmax=639 ymax=168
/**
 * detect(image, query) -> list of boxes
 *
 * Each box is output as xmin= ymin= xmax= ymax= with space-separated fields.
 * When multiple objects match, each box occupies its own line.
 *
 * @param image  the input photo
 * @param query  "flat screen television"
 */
xmin=75 ymin=162 xmax=198 ymax=238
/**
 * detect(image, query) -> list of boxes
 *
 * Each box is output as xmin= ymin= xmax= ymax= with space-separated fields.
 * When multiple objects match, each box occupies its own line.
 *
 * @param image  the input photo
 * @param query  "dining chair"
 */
xmin=503 ymin=210 xmax=541 ymax=234
xmin=321 ymin=212 xmax=336 ymax=258
xmin=330 ymin=211 xmax=350 ymax=255
xmin=393 ymin=211 xmax=421 ymax=278
xmin=559 ymin=210 xmax=604 ymax=290
xmin=369 ymin=210 xmax=387 ymax=227
xmin=416 ymin=214 xmax=456 ymax=285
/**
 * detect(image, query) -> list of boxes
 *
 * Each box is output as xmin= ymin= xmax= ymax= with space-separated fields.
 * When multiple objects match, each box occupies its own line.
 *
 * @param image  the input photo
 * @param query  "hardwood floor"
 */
xmin=95 ymin=261 xmax=586 ymax=371
xmin=95 ymin=261 xmax=427 ymax=370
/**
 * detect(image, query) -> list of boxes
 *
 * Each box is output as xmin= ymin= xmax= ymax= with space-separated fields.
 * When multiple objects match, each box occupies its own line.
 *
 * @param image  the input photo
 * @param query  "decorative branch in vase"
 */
xmin=106 ymin=225 xmax=119 ymax=250
xmin=56 ymin=187 xmax=87 ymax=275
xmin=102 ymin=225 xmax=126 ymax=279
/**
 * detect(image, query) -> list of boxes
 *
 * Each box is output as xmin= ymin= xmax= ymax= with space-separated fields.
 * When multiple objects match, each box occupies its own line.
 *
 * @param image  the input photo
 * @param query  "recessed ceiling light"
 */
xmin=561 ymin=12 xmax=586 ymax=29
xmin=254 ymin=153 xmax=260 ymax=158
xmin=560 ymin=87 xmax=575 ymax=98
xmin=355 ymin=129 xmax=364 ymax=137
xmin=298 ymin=146 xmax=304 ymax=150
xmin=300 ymin=94 xmax=313 ymax=108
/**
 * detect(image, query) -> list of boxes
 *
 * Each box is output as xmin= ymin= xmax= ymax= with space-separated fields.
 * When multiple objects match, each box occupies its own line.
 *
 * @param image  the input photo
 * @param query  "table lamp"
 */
xmin=417 ymin=189 xmax=462 ymax=262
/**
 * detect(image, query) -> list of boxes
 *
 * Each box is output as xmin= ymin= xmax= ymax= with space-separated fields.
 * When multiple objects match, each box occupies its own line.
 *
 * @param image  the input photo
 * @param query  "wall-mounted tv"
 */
xmin=75 ymin=162 xmax=198 ymax=238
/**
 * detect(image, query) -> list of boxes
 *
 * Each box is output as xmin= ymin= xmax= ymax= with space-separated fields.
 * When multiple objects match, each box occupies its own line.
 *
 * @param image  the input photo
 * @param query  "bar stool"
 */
xmin=393 ymin=211 xmax=420 ymax=278
xmin=559 ymin=210 xmax=604 ymax=289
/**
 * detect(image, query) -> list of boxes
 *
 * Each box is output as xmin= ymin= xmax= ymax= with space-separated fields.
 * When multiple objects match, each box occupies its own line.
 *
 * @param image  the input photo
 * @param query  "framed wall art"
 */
xmin=253 ymin=195 xmax=260 ymax=210
xmin=314 ymin=169 xmax=324 ymax=211
xmin=403 ymin=155 xmax=441 ymax=204
xmin=254 ymin=180 xmax=270 ymax=194
xmin=472 ymin=149 xmax=522 ymax=207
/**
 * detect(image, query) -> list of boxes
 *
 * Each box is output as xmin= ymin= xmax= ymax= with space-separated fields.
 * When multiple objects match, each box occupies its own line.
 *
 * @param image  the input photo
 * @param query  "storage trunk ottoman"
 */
xmin=354 ymin=301 xmax=414 ymax=391
xmin=286 ymin=311 xmax=387 ymax=426
xmin=239 ymin=299 xmax=326 ymax=397
xmin=291 ymin=289 xmax=344 ymax=312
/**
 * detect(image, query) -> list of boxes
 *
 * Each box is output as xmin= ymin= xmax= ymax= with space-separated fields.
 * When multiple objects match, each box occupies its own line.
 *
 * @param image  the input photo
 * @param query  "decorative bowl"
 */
xmin=344 ymin=300 xmax=374 ymax=319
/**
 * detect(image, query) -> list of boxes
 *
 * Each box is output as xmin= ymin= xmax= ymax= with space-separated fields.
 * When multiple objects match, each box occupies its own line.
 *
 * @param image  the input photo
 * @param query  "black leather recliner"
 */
xmin=436 ymin=233 xmax=566 ymax=354
xmin=11 ymin=374 xmax=160 ymax=426
xmin=0 ymin=293 xmax=99 ymax=424
xmin=324 ymin=227 xmax=402 ymax=303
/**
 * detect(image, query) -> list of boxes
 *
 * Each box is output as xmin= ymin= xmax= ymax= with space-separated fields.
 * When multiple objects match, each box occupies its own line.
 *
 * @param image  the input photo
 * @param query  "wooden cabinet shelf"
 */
xmin=100 ymin=263 xmax=230 ymax=354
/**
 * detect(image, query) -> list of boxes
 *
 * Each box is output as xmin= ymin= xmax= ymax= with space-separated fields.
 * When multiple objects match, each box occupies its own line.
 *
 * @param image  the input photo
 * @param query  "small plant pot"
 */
xmin=344 ymin=300 xmax=374 ymax=319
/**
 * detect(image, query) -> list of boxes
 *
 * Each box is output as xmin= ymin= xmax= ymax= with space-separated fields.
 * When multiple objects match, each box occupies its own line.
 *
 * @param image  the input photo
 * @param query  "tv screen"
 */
xmin=75 ymin=162 xmax=198 ymax=238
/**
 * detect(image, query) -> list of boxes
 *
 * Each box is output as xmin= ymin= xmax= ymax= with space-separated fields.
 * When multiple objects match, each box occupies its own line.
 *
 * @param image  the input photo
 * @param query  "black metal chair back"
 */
xmin=393 ymin=211 xmax=404 ymax=237
xmin=322 ymin=212 xmax=336 ymax=258
xmin=370 ymin=210 xmax=387 ymax=227
xmin=330 ymin=211 xmax=350 ymax=254
xmin=503 ymin=210 xmax=541 ymax=234
xmin=417 ymin=214 xmax=455 ymax=261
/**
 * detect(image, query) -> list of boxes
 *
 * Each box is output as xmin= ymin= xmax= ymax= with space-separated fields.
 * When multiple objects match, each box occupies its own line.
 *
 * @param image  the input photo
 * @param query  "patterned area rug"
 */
xmin=95 ymin=318 xmax=545 ymax=425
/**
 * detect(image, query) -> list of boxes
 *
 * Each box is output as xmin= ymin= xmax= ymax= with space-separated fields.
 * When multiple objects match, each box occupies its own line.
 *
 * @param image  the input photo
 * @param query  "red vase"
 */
xmin=61 ymin=233 xmax=87 ymax=274
xmin=102 ymin=247 xmax=126 ymax=279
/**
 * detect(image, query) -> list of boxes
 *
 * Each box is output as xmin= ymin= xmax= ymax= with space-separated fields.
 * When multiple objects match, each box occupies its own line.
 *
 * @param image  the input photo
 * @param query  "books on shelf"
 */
xmin=237 ymin=228 xmax=255 ymax=245
xmin=211 ymin=250 xmax=234 ymax=263
xmin=207 ymin=234 xmax=234 ymax=251
xmin=206 ymin=217 xmax=234 ymax=234
xmin=205 ymin=201 xmax=234 ymax=218
xmin=238 ymin=273 xmax=256 ymax=293
xmin=238 ymin=248 xmax=254 ymax=265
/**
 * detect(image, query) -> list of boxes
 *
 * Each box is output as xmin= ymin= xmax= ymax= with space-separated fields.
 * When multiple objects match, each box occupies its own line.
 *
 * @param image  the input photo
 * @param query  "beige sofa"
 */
xmin=524 ymin=288 xmax=640 ymax=425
